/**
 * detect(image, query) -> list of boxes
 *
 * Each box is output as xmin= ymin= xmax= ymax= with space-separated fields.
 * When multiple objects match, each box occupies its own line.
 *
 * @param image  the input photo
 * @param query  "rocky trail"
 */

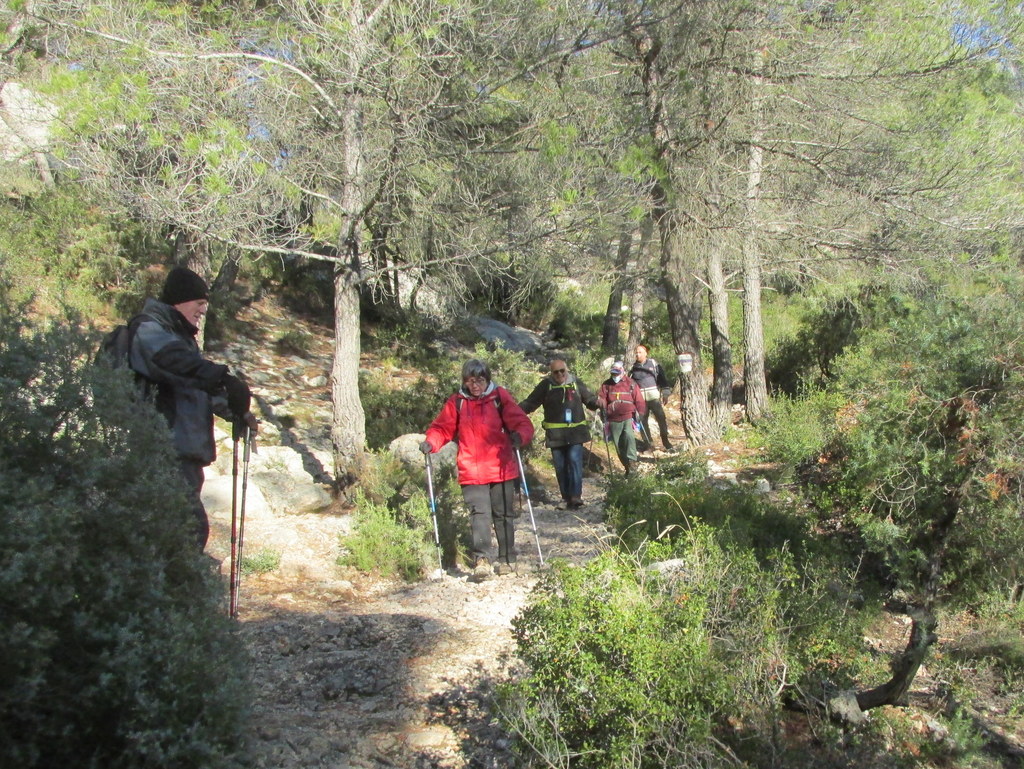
xmin=197 ymin=298 xmax=654 ymax=768
xmin=232 ymin=486 xmax=611 ymax=769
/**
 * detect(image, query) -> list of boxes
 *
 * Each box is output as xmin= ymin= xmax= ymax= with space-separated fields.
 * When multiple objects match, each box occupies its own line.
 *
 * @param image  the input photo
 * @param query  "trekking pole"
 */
xmin=638 ymin=418 xmax=657 ymax=460
xmin=424 ymin=452 xmax=444 ymax=572
xmin=231 ymin=422 xmax=253 ymax=619
xmin=514 ymin=447 xmax=545 ymax=567
xmin=228 ymin=425 xmax=240 ymax=617
xmin=600 ymin=415 xmax=613 ymax=475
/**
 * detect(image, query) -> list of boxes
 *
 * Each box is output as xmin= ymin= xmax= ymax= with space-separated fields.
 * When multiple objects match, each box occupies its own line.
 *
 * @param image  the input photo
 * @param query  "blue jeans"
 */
xmin=551 ymin=443 xmax=584 ymax=502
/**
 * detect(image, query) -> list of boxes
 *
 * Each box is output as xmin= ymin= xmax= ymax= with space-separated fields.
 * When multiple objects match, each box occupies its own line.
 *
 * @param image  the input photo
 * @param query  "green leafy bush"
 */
xmin=822 ymin=279 xmax=1024 ymax=604
xmin=241 ymin=547 xmax=282 ymax=575
xmin=753 ymin=388 xmax=845 ymax=470
xmin=0 ymin=311 xmax=249 ymax=769
xmin=339 ymin=490 xmax=437 ymax=581
xmin=500 ymin=528 xmax=862 ymax=768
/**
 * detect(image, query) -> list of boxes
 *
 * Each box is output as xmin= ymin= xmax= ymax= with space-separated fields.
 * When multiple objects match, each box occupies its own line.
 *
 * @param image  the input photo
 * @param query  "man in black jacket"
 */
xmin=519 ymin=359 xmax=600 ymax=509
xmin=130 ymin=266 xmax=258 ymax=550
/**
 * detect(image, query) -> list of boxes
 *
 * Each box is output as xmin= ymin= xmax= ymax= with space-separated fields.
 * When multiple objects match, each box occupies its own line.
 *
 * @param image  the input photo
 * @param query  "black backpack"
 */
xmin=95 ymin=315 xmax=153 ymax=390
xmin=96 ymin=323 xmax=134 ymax=369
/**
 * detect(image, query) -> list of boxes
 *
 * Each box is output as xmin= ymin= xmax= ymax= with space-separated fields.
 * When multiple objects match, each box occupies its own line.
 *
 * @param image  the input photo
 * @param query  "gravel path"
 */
xmin=226 ymin=476 xmax=613 ymax=769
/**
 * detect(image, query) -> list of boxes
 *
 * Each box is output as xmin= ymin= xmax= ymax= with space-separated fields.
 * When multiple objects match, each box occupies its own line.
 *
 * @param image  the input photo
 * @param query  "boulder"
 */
xmin=470 ymin=317 xmax=544 ymax=355
xmin=390 ymin=433 xmax=458 ymax=471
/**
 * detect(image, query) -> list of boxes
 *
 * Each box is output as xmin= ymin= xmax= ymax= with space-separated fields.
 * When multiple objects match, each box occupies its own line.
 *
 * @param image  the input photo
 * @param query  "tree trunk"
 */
xmin=742 ymin=117 xmax=769 ymax=423
xmin=707 ymin=215 xmax=732 ymax=432
xmin=855 ymin=604 xmax=938 ymax=710
xmin=331 ymin=263 xmax=367 ymax=491
xmin=211 ymin=252 xmax=240 ymax=296
xmin=624 ymin=214 xmax=655 ymax=367
xmin=602 ymin=221 xmax=638 ymax=354
xmin=330 ymin=56 xmax=369 ymax=490
xmin=658 ymin=204 xmax=716 ymax=444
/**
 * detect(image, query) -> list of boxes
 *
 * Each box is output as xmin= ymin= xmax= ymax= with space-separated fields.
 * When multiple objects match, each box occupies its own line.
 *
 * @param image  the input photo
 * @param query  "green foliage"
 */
xmin=0 ymin=310 xmax=248 ymax=769
xmin=339 ymin=489 xmax=437 ymax=582
xmin=0 ymin=187 xmax=160 ymax=317
xmin=818 ymin=274 xmax=1024 ymax=605
xmin=767 ymin=284 xmax=911 ymax=395
xmin=240 ymin=547 xmax=281 ymax=575
xmin=604 ymin=457 xmax=810 ymax=560
xmin=360 ymin=368 xmax=453 ymax=450
xmin=501 ymin=527 xmax=862 ymax=768
xmin=753 ymin=388 xmax=845 ymax=470
xmin=544 ymin=282 xmax=609 ymax=348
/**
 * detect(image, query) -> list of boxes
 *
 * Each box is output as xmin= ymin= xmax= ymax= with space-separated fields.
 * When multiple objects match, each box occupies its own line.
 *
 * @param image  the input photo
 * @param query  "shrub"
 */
xmin=241 ymin=547 xmax=282 ymax=575
xmin=753 ymin=388 xmax=845 ymax=471
xmin=500 ymin=528 xmax=862 ymax=768
xmin=0 ymin=311 xmax=249 ymax=769
xmin=822 ymin=280 xmax=1024 ymax=605
xmin=338 ymin=490 xmax=437 ymax=581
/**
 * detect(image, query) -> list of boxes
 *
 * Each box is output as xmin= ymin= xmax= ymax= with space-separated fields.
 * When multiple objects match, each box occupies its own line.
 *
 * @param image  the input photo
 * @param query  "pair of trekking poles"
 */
xmin=228 ymin=420 xmax=254 ymax=618
xmin=594 ymin=411 xmax=656 ymax=471
xmin=423 ymin=443 xmax=544 ymax=572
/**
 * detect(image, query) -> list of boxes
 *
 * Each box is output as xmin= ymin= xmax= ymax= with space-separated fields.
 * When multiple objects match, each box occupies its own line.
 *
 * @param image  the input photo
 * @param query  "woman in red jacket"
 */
xmin=420 ymin=359 xmax=535 ymax=575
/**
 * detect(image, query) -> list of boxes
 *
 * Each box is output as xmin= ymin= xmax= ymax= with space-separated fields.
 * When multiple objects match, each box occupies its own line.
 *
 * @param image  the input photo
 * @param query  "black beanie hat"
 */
xmin=160 ymin=267 xmax=209 ymax=306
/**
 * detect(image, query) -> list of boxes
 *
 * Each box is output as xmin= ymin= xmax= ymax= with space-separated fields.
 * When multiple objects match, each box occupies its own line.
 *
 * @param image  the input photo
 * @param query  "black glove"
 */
xmin=510 ymin=432 xmax=523 ymax=449
xmin=419 ymin=440 xmax=432 ymax=455
xmin=223 ymin=373 xmax=251 ymax=417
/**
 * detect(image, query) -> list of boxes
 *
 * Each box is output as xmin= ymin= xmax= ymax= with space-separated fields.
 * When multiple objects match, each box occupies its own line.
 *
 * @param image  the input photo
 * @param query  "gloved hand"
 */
xmin=510 ymin=431 xmax=523 ymax=449
xmin=223 ymin=373 xmax=251 ymax=417
xmin=419 ymin=440 xmax=432 ymax=455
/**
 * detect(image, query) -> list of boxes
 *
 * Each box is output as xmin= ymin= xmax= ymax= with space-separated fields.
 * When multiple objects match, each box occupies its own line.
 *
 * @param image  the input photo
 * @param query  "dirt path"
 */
xmin=232 ymin=475 xmax=613 ymax=769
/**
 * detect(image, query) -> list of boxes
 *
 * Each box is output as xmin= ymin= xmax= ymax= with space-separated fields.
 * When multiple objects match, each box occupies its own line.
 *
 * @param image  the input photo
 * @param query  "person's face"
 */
xmin=635 ymin=345 xmax=648 ymax=363
xmin=174 ymin=298 xmax=209 ymax=327
xmin=549 ymin=362 xmax=568 ymax=382
xmin=463 ymin=375 xmax=488 ymax=397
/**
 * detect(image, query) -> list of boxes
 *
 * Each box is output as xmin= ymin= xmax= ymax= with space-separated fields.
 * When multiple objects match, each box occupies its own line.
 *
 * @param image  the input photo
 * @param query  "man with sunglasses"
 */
xmin=519 ymin=359 xmax=600 ymax=510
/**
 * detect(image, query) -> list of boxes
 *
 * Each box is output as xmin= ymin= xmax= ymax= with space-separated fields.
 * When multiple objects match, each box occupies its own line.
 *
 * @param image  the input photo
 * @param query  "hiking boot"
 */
xmin=568 ymin=497 xmax=584 ymax=509
xmin=624 ymin=461 xmax=635 ymax=476
xmin=472 ymin=558 xmax=491 ymax=578
xmin=495 ymin=562 xmax=515 ymax=576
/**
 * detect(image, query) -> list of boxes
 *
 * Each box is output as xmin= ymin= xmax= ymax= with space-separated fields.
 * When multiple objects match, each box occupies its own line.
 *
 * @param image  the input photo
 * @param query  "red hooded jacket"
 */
xmin=424 ymin=383 xmax=535 ymax=486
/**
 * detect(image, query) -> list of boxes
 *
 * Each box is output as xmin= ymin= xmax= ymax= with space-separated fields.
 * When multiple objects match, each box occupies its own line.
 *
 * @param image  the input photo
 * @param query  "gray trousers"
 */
xmin=461 ymin=480 xmax=518 ymax=564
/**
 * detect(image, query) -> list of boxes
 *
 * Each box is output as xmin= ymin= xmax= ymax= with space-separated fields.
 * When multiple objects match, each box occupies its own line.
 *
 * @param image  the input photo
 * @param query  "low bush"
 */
xmin=500 ymin=528 xmax=864 ymax=768
xmin=753 ymin=388 xmax=844 ymax=471
xmin=0 ymin=310 xmax=249 ymax=769
xmin=339 ymin=490 xmax=437 ymax=581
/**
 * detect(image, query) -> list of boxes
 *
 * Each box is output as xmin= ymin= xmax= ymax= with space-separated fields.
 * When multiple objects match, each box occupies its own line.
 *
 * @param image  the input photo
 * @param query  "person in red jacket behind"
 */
xmin=598 ymin=360 xmax=646 ymax=476
xmin=420 ymin=359 xmax=535 ymax=576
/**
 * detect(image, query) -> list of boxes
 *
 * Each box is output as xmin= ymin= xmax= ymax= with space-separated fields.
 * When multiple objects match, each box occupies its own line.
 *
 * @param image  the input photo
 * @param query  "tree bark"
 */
xmin=624 ymin=213 xmax=655 ymax=366
xmin=601 ymin=224 xmax=632 ymax=353
xmin=856 ymin=604 xmax=938 ymax=710
xmin=742 ymin=95 xmax=769 ymax=423
xmin=658 ymin=203 xmax=716 ymax=444
xmin=331 ymin=262 xmax=367 ymax=492
xmin=706 ymin=194 xmax=732 ymax=431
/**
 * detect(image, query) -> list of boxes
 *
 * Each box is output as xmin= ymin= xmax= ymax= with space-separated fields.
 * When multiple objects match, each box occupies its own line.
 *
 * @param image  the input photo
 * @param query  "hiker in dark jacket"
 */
xmin=519 ymin=358 xmax=599 ymax=510
xmin=130 ymin=266 xmax=258 ymax=550
xmin=630 ymin=344 xmax=674 ymax=452
xmin=420 ymin=359 xmax=534 ymax=576
xmin=597 ymin=360 xmax=646 ymax=475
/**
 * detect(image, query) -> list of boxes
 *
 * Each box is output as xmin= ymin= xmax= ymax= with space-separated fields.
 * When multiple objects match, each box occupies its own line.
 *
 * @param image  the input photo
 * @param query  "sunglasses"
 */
xmin=550 ymin=368 xmax=567 ymax=374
